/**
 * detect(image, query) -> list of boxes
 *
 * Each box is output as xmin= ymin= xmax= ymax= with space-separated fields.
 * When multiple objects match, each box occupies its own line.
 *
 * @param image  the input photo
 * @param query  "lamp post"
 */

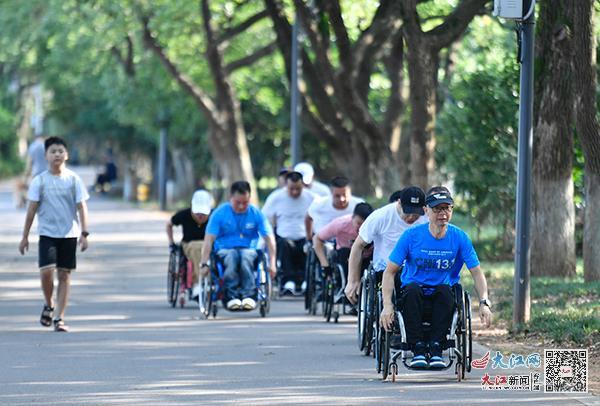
xmin=157 ymin=110 xmax=171 ymax=211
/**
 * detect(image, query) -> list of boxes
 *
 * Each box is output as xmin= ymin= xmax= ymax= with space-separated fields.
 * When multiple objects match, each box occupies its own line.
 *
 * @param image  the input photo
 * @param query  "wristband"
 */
xmin=81 ymin=231 xmax=90 ymax=238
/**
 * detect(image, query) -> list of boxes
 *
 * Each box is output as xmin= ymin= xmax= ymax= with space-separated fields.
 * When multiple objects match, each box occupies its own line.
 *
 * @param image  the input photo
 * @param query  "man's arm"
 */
xmin=263 ymin=234 xmax=277 ymax=278
xmin=19 ymin=201 xmax=39 ymax=255
xmin=77 ymin=200 xmax=89 ymax=252
xmin=304 ymin=214 xmax=313 ymax=241
xmin=166 ymin=221 xmax=175 ymax=245
xmin=312 ymin=234 xmax=329 ymax=268
xmin=200 ymin=233 xmax=216 ymax=265
xmin=379 ymin=261 xmax=401 ymax=331
xmin=469 ymin=265 xmax=492 ymax=327
xmin=344 ymin=236 xmax=368 ymax=304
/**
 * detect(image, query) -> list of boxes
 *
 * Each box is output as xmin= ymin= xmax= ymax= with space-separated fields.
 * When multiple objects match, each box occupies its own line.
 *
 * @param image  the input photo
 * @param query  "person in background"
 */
xmin=262 ymin=171 xmax=315 ymax=295
xmin=166 ymin=189 xmax=214 ymax=300
xmin=294 ymin=162 xmax=331 ymax=198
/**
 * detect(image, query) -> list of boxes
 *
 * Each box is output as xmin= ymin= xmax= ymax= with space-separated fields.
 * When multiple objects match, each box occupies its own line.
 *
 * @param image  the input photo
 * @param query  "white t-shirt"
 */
xmin=358 ymin=202 xmax=428 ymax=271
xmin=262 ymin=188 xmax=315 ymax=240
xmin=28 ymin=168 xmax=90 ymax=238
xmin=308 ymin=195 xmax=363 ymax=234
xmin=307 ymin=180 xmax=331 ymax=198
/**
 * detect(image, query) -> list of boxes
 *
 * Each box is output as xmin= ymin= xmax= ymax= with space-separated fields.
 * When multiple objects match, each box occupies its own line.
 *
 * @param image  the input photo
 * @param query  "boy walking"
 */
xmin=19 ymin=136 xmax=90 ymax=332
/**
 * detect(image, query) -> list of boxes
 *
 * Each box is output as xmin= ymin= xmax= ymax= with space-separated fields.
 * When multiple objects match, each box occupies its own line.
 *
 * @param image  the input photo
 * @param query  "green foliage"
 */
xmin=437 ymin=17 xmax=519 ymax=249
xmin=460 ymin=261 xmax=600 ymax=345
xmin=0 ymin=105 xmax=23 ymax=176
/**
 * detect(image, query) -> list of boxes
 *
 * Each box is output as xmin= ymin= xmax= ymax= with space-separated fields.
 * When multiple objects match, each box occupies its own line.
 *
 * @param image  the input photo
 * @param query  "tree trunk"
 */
xmin=572 ymin=0 xmax=600 ymax=282
xmin=405 ymin=43 xmax=438 ymax=190
xmin=530 ymin=0 xmax=576 ymax=278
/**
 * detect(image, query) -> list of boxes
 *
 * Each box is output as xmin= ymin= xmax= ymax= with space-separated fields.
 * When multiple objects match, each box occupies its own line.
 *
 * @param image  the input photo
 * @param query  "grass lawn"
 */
xmin=461 ymin=260 xmax=599 ymax=346
xmin=461 ymin=260 xmax=600 ymax=394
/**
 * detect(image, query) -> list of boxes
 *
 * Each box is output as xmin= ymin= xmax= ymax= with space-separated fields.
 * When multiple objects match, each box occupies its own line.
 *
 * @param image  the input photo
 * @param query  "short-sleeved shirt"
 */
xmin=389 ymin=223 xmax=480 ymax=287
xmin=28 ymin=169 xmax=90 ymax=238
xmin=206 ymin=202 xmax=273 ymax=251
xmin=359 ymin=203 xmax=428 ymax=272
xmin=307 ymin=195 xmax=363 ymax=235
xmin=262 ymin=188 xmax=315 ymax=240
xmin=28 ymin=139 xmax=47 ymax=177
xmin=307 ymin=181 xmax=331 ymax=198
xmin=171 ymin=208 xmax=209 ymax=242
xmin=317 ymin=214 xmax=358 ymax=250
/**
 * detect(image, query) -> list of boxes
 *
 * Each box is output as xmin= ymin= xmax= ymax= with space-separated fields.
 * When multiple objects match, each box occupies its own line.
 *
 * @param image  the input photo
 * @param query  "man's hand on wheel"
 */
xmin=380 ymin=305 xmax=395 ymax=332
xmin=344 ymin=279 xmax=360 ymax=305
xmin=479 ymin=305 xmax=492 ymax=327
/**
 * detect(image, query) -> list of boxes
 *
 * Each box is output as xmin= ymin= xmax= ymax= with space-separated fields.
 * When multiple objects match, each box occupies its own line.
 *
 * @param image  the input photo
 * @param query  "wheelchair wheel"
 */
xmin=323 ymin=274 xmax=334 ymax=322
xmin=198 ymin=277 xmax=212 ymax=319
xmin=455 ymin=286 xmax=467 ymax=381
xmin=465 ymin=292 xmax=473 ymax=373
xmin=167 ymin=250 xmax=180 ymax=307
xmin=304 ymin=252 xmax=313 ymax=312
xmin=309 ymin=264 xmax=321 ymax=316
xmin=381 ymin=330 xmax=391 ymax=380
xmin=357 ymin=278 xmax=368 ymax=351
xmin=375 ymin=291 xmax=384 ymax=372
xmin=363 ymin=275 xmax=375 ymax=356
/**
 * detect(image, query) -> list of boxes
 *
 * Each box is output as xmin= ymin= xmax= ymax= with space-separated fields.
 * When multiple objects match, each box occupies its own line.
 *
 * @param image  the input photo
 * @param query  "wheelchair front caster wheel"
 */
xmin=391 ymin=363 xmax=397 ymax=382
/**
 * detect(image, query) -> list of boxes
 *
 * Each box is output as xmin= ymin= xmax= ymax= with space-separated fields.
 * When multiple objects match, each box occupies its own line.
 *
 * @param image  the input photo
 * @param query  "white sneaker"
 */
xmin=301 ymin=281 xmax=307 ymax=292
xmin=283 ymin=281 xmax=296 ymax=294
xmin=226 ymin=298 xmax=242 ymax=310
xmin=191 ymin=283 xmax=200 ymax=299
xmin=241 ymin=297 xmax=256 ymax=310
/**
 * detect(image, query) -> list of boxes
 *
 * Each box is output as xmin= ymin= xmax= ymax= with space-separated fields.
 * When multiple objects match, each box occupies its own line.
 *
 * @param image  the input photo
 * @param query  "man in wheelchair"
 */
xmin=200 ymin=181 xmax=276 ymax=311
xmin=380 ymin=186 xmax=492 ymax=369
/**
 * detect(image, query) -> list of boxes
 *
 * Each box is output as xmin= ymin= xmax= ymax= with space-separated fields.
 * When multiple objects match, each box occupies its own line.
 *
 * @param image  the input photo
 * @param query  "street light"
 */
xmin=494 ymin=0 xmax=536 ymax=329
xmin=157 ymin=109 xmax=171 ymax=211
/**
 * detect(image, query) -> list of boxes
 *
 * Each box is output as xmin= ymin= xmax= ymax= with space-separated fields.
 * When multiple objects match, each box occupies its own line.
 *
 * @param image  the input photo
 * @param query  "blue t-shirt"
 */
xmin=206 ymin=203 xmax=273 ymax=250
xmin=388 ymin=223 xmax=479 ymax=287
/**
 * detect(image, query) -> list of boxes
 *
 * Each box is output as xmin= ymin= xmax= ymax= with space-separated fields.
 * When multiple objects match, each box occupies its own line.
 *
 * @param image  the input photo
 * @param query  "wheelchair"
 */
xmin=321 ymin=249 xmax=350 ymax=324
xmin=380 ymin=283 xmax=473 ymax=382
xmin=357 ymin=265 xmax=381 ymax=358
xmin=198 ymin=249 xmax=272 ymax=319
xmin=167 ymin=244 xmax=193 ymax=308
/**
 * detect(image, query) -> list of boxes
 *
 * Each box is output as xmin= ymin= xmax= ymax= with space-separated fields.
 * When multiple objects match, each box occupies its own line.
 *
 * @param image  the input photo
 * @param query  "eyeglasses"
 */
xmin=431 ymin=205 xmax=453 ymax=214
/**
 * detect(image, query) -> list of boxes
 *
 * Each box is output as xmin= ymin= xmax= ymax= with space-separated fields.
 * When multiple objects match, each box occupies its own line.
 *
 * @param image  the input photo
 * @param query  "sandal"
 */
xmin=40 ymin=305 xmax=54 ymax=327
xmin=53 ymin=318 xmax=69 ymax=332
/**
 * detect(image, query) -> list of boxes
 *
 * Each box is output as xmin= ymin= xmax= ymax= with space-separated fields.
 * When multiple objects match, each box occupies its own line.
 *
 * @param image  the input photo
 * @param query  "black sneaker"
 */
xmin=410 ymin=341 xmax=428 ymax=368
xmin=428 ymin=341 xmax=445 ymax=368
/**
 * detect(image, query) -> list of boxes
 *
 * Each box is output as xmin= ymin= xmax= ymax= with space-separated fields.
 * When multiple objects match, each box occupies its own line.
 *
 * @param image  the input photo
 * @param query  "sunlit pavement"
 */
xmin=0 ymin=170 xmax=597 ymax=405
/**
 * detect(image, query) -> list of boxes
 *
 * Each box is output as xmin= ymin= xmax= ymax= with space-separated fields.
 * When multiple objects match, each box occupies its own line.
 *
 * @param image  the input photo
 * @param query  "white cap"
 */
xmin=191 ymin=190 xmax=213 ymax=215
xmin=293 ymin=162 xmax=314 ymax=185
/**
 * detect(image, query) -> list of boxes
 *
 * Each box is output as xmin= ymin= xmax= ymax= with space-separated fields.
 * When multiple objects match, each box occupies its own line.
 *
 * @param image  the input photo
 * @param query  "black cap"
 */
xmin=425 ymin=186 xmax=454 ymax=207
xmin=400 ymin=186 xmax=425 ymax=215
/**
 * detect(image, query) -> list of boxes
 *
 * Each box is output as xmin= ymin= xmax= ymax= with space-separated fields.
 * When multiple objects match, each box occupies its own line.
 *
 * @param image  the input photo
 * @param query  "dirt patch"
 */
xmin=473 ymin=318 xmax=599 ymax=395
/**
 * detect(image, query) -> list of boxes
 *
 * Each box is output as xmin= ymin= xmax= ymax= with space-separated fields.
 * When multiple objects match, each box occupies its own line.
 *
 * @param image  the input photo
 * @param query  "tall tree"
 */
xmin=265 ymin=0 xmax=407 ymax=195
xmin=140 ymin=0 xmax=278 ymax=193
xmin=530 ymin=0 xmax=576 ymax=277
xmin=399 ymin=0 xmax=489 ymax=189
xmin=572 ymin=0 xmax=600 ymax=282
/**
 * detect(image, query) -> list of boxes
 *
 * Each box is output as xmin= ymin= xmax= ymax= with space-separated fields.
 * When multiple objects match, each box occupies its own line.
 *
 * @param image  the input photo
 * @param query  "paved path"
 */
xmin=0 ymin=172 xmax=597 ymax=405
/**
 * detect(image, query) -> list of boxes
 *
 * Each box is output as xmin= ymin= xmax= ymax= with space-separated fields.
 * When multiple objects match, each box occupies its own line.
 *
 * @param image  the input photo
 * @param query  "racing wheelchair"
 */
xmin=380 ymin=284 xmax=473 ymax=382
xmin=198 ymin=249 xmax=272 ymax=319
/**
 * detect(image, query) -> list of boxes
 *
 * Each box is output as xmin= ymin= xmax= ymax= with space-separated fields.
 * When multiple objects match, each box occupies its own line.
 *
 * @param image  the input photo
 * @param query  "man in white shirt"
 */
xmin=344 ymin=186 xmax=428 ymax=303
xmin=294 ymin=162 xmax=331 ymax=198
xmin=305 ymin=176 xmax=363 ymax=239
xmin=262 ymin=171 xmax=315 ymax=295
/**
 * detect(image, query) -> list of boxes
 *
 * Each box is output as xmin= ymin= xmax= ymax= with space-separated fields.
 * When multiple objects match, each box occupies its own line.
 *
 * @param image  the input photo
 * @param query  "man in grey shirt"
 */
xmin=19 ymin=136 xmax=90 ymax=332
xmin=26 ymin=134 xmax=47 ymax=179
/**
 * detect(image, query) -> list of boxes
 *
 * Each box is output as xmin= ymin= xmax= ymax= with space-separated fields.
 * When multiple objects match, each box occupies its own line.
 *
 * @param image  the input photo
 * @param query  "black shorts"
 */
xmin=38 ymin=236 xmax=77 ymax=270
